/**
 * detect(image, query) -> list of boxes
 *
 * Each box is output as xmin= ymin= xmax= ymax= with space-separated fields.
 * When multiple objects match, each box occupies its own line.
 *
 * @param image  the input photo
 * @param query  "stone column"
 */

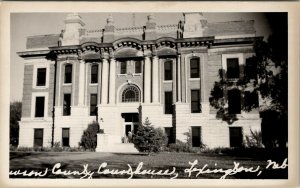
xmin=152 ymin=56 xmax=159 ymax=103
xmin=101 ymin=58 xmax=109 ymax=104
xmin=78 ymin=60 xmax=86 ymax=106
xmin=109 ymin=58 xmax=116 ymax=104
xmin=144 ymin=56 xmax=151 ymax=103
xmin=177 ymin=55 xmax=181 ymax=102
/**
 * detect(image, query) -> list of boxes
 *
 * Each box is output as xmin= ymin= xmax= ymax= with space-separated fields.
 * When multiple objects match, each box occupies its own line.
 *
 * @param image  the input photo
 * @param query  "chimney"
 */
xmin=145 ymin=14 xmax=157 ymax=40
xmin=62 ymin=13 xmax=85 ymax=46
xmin=183 ymin=12 xmax=208 ymax=38
xmin=103 ymin=14 xmax=115 ymax=43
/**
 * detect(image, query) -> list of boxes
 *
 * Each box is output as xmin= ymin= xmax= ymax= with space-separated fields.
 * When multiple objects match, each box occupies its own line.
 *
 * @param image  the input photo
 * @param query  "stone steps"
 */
xmin=96 ymin=143 xmax=139 ymax=153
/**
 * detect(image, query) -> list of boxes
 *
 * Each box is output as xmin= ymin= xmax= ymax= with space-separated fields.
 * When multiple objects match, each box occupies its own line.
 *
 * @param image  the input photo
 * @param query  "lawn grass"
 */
xmin=9 ymin=149 xmax=288 ymax=179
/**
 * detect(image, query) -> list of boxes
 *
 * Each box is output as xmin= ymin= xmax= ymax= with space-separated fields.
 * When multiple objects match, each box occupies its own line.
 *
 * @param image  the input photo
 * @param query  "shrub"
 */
xmin=244 ymin=130 xmax=264 ymax=148
xmin=79 ymin=121 xmax=99 ymax=151
xmin=132 ymin=117 xmax=168 ymax=155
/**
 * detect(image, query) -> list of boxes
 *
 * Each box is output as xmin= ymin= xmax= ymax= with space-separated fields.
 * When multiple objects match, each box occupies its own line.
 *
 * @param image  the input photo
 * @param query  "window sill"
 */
xmin=89 ymin=83 xmax=98 ymax=86
xmin=163 ymin=80 xmax=173 ymax=83
xmin=63 ymin=83 xmax=72 ymax=86
xmin=189 ymin=78 xmax=200 ymax=81
xmin=33 ymin=86 xmax=48 ymax=89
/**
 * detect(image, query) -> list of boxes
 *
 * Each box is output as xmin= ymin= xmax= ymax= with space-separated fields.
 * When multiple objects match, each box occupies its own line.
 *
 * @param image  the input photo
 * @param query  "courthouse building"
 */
xmin=18 ymin=13 xmax=261 ymax=152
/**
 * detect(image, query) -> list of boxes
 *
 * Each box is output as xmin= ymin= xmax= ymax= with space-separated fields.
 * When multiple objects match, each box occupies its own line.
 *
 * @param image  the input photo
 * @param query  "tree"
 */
xmin=132 ymin=117 xmax=168 ymax=154
xmin=209 ymin=13 xmax=287 ymax=148
xmin=79 ymin=121 xmax=99 ymax=151
xmin=10 ymin=101 xmax=22 ymax=146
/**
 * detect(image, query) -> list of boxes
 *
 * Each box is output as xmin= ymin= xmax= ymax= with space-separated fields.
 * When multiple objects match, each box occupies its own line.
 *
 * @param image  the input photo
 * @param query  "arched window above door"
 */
xmin=122 ymin=85 xmax=140 ymax=103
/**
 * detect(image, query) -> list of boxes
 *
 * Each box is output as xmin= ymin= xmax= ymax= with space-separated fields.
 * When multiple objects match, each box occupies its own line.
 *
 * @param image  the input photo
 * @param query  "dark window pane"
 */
xmin=164 ymin=61 xmax=172 ymax=80
xmin=190 ymin=58 xmax=200 ymax=78
xmin=34 ymin=129 xmax=43 ymax=147
xmin=228 ymin=89 xmax=241 ymax=114
xmin=244 ymin=91 xmax=259 ymax=110
xmin=91 ymin=64 xmax=98 ymax=83
xmin=120 ymin=61 xmax=127 ymax=74
xmin=37 ymin=68 xmax=46 ymax=86
xmin=64 ymin=64 xmax=72 ymax=83
xmin=165 ymin=127 xmax=174 ymax=145
xmin=35 ymin=97 xmax=45 ymax=117
xmin=191 ymin=90 xmax=201 ymax=113
xmin=192 ymin=127 xmax=201 ymax=147
xmin=230 ymin=127 xmax=243 ymax=147
xmin=63 ymin=94 xmax=71 ymax=116
xmin=90 ymin=94 xmax=98 ymax=116
xmin=227 ymin=58 xmax=239 ymax=79
xmin=122 ymin=86 xmax=139 ymax=102
xmin=135 ymin=61 xmax=142 ymax=73
xmin=245 ymin=58 xmax=257 ymax=80
xmin=165 ymin=92 xmax=173 ymax=114
xmin=62 ymin=128 xmax=70 ymax=147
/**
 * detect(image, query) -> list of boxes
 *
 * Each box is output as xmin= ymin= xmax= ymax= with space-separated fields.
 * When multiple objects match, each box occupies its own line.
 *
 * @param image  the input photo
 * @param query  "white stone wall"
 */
xmin=18 ymin=120 xmax=52 ymax=147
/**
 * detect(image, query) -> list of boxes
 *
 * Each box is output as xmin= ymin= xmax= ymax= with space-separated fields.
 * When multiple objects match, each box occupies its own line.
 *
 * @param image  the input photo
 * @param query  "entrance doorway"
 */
xmin=122 ymin=113 xmax=139 ymax=136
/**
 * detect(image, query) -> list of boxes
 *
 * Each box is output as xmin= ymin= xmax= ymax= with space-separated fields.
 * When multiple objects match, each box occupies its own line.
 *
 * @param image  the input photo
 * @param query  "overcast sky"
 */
xmin=10 ymin=13 xmax=271 ymax=102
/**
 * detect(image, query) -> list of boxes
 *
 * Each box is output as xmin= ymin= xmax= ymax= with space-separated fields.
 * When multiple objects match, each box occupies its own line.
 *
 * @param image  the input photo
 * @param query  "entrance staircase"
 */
xmin=96 ymin=143 xmax=139 ymax=153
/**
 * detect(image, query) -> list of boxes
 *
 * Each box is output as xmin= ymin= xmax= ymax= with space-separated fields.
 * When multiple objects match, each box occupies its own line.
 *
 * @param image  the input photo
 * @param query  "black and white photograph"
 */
xmin=2 ymin=2 xmax=299 ymax=187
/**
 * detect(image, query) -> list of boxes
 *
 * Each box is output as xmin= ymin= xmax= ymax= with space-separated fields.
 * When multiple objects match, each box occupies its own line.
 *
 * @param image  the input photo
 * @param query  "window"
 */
xmin=164 ymin=91 xmax=173 ymax=114
xmin=90 ymin=94 xmax=98 ymax=116
xmin=135 ymin=61 xmax=142 ymax=73
xmin=165 ymin=127 xmax=174 ymax=145
xmin=226 ymin=58 xmax=240 ymax=79
xmin=245 ymin=58 xmax=257 ymax=80
xmin=122 ymin=86 xmax=139 ymax=102
xmin=35 ymin=97 xmax=45 ymax=117
xmin=191 ymin=90 xmax=201 ymax=113
xmin=36 ymin=68 xmax=46 ymax=86
xmin=228 ymin=89 xmax=241 ymax=114
xmin=192 ymin=127 xmax=201 ymax=147
xmin=229 ymin=127 xmax=243 ymax=147
xmin=62 ymin=128 xmax=70 ymax=147
xmin=244 ymin=91 xmax=259 ymax=110
xmin=64 ymin=64 xmax=72 ymax=83
xmin=164 ymin=61 xmax=172 ymax=80
xmin=91 ymin=64 xmax=98 ymax=83
xmin=120 ymin=61 xmax=127 ymax=74
xmin=190 ymin=58 xmax=200 ymax=78
xmin=63 ymin=94 xmax=71 ymax=116
xmin=34 ymin=129 xmax=43 ymax=147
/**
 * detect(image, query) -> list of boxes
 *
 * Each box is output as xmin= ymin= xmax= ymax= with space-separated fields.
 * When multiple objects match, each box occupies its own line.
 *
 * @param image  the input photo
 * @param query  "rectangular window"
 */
xmin=120 ymin=61 xmax=127 ymax=74
xmin=36 ymin=68 xmax=46 ymax=86
xmin=228 ymin=89 xmax=241 ymax=114
xmin=135 ymin=61 xmax=142 ymax=73
xmin=190 ymin=58 xmax=200 ymax=78
xmin=229 ymin=127 xmax=243 ymax=147
xmin=62 ymin=128 xmax=70 ymax=147
xmin=63 ymin=94 xmax=71 ymax=116
xmin=91 ymin=64 xmax=98 ymax=83
xmin=164 ymin=91 xmax=173 ymax=114
xmin=244 ymin=91 xmax=259 ymax=109
xmin=34 ymin=129 xmax=43 ymax=147
xmin=164 ymin=61 xmax=173 ymax=80
xmin=164 ymin=127 xmax=174 ymax=145
xmin=35 ymin=96 xmax=45 ymax=117
xmin=64 ymin=64 xmax=72 ymax=83
xmin=227 ymin=58 xmax=240 ymax=79
xmin=90 ymin=94 xmax=98 ymax=116
xmin=191 ymin=90 xmax=201 ymax=113
xmin=192 ymin=127 xmax=201 ymax=147
xmin=245 ymin=58 xmax=257 ymax=80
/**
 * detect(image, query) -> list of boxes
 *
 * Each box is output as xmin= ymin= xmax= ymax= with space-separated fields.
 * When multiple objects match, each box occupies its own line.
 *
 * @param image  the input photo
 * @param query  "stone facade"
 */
xmin=18 ymin=13 xmax=261 ymax=151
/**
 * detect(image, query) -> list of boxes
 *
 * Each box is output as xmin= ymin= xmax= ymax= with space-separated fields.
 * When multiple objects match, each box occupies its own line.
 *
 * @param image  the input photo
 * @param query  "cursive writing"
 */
xmin=184 ymin=160 xmax=261 ymax=179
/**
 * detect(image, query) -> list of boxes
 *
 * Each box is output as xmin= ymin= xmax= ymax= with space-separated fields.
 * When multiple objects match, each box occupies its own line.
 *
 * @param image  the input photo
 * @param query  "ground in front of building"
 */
xmin=10 ymin=149 xmax=287 ymax=179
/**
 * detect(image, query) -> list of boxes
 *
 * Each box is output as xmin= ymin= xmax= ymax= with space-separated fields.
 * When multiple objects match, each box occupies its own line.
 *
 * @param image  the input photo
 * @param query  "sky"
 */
xmin=10 ymin=13 xmax=271 ymax=102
